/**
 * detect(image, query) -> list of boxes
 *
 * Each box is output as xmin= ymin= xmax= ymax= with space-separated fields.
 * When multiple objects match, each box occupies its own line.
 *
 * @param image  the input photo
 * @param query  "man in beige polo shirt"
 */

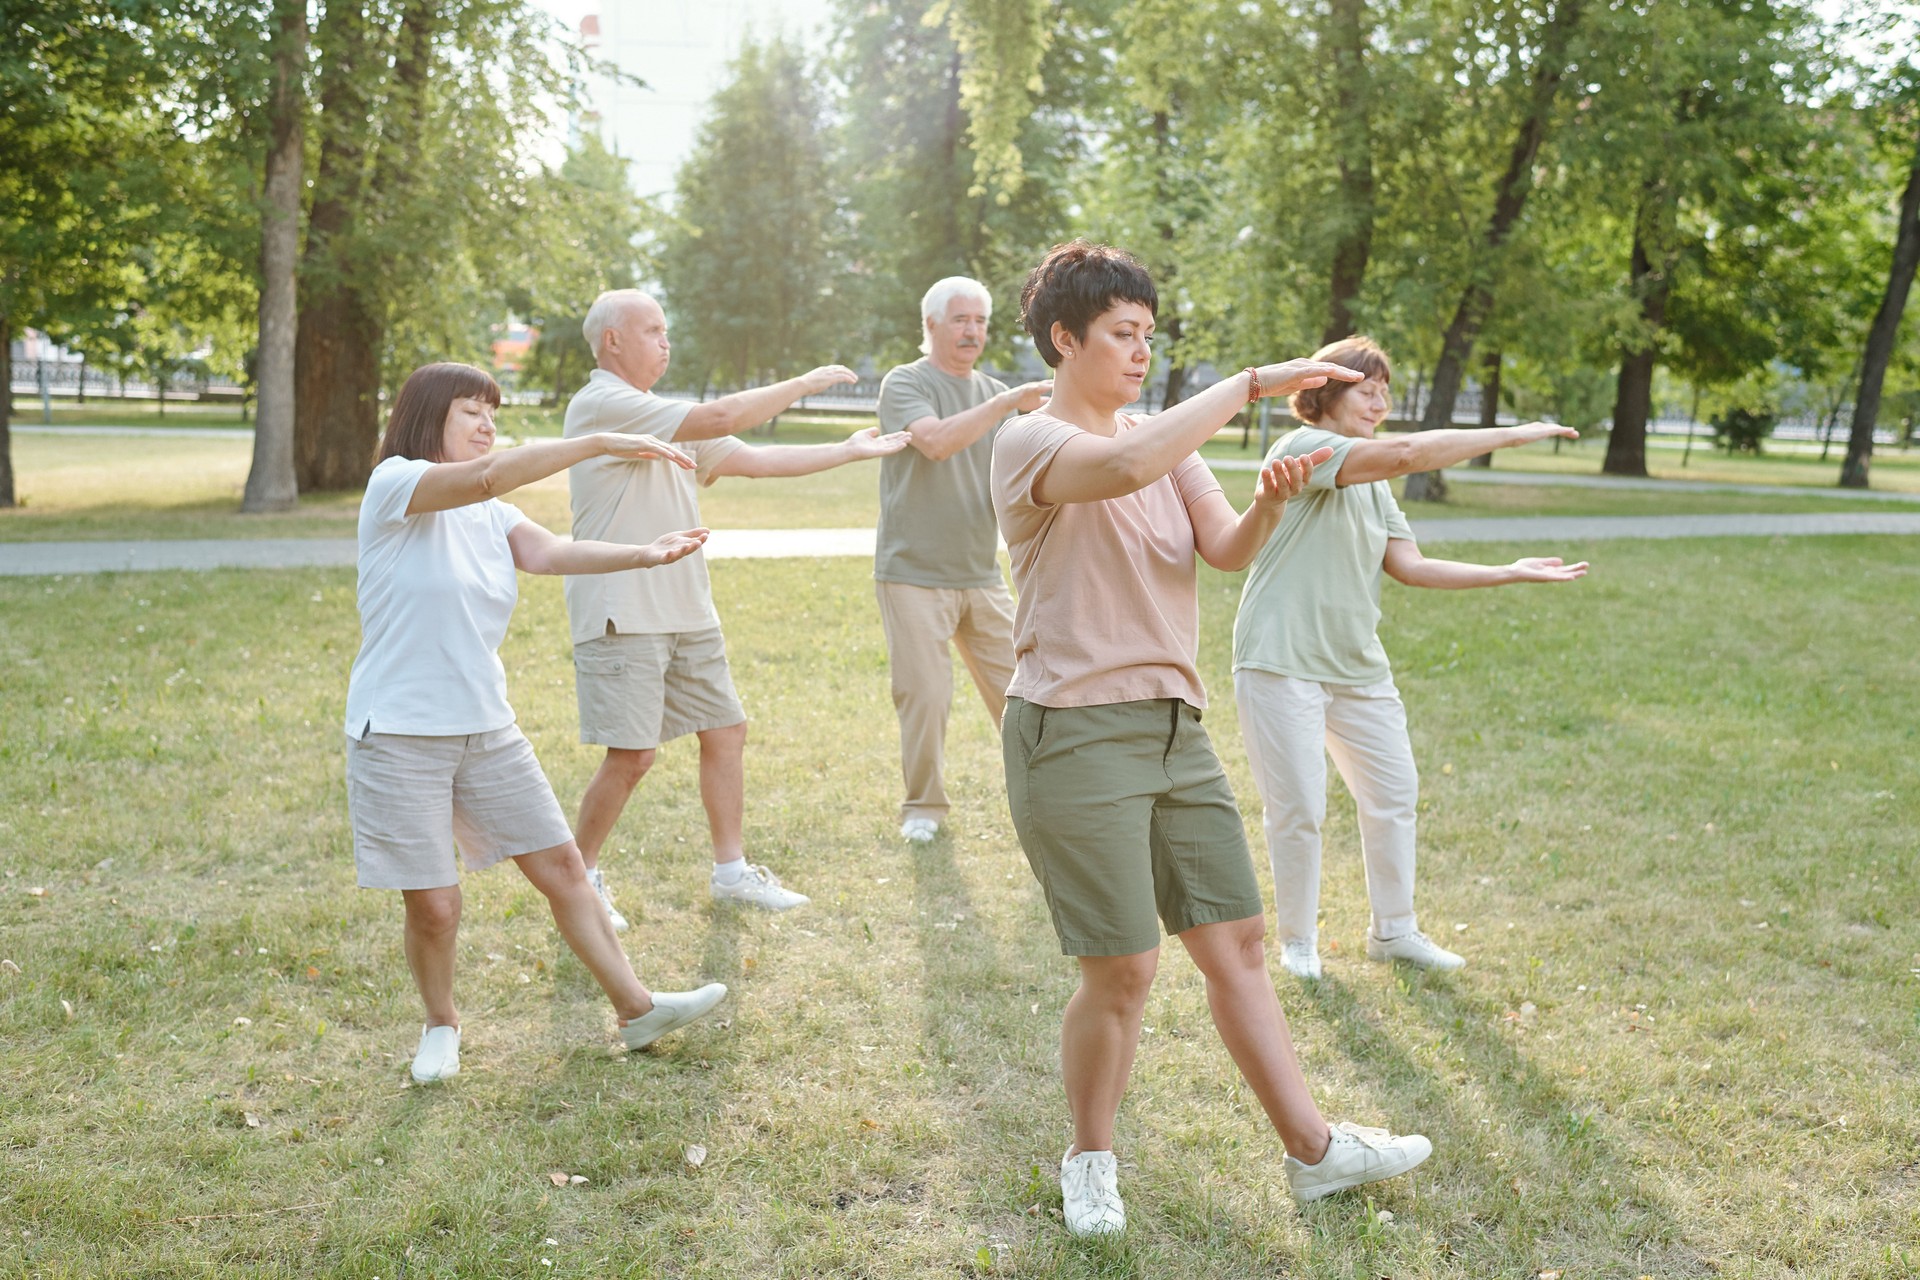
xmin=874 ymin=277 xmax=1051 ymax=844
xmin=566 ymin=289 xmax=909 ymax=925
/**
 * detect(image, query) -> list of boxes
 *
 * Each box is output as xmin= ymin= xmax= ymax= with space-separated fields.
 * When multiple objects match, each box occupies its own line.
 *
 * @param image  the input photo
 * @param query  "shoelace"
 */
xmin=1336 ymin=1123 xmax=1395 ymax=1150
xmin=1064 ymin=1157 xmax=1121 ymax=1217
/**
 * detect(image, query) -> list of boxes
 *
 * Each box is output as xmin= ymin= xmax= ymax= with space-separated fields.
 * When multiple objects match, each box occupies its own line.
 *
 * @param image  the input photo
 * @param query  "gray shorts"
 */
xmin=344 ymin=726 xmax=573 ymax=890
xmin=573 ymin=627 xmax=746 ymax=750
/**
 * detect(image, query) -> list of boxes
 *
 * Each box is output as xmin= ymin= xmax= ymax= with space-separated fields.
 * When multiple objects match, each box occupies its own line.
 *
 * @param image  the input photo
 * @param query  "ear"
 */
xmin=1050 ymin=321 xmax=1076 ymax=360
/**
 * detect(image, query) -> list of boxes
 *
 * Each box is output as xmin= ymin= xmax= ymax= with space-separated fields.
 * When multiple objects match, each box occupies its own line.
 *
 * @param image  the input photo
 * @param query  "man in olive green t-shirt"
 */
xmin=874 ymin=277 xmax=1050 ymax=843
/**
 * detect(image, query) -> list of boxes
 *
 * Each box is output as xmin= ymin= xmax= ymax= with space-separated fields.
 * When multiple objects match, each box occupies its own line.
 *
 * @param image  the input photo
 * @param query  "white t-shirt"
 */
xmin=343 ymin=456 xmax=529 ymax=739
xmin=563 ymin=369 xmax=745 ymax=643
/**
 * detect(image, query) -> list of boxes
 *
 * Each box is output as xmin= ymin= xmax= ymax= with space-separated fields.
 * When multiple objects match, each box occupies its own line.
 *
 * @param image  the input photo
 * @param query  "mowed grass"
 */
xmin=3 ymin=535 xmax=1918 ymax=1278
xmin=4 ymin=432 xmax=1915 ymax=547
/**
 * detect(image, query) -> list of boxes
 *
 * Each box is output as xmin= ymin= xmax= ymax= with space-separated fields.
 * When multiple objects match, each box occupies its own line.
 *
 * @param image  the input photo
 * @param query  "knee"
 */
xmin=701 ymin=721 xmax=747 ymax=753
xmin=404 ymin=889 xmax=462 ymax=937
xmin=603 ymin=748 xmax=656 ymax=788
xmin=1082 ymin=955 xmax=1158 ymax=1015
xmin=1199 ymin=918 xmax=1270 ymax=978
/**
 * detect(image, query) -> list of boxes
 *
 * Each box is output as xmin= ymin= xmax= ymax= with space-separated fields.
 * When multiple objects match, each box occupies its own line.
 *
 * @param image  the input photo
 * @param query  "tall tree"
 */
xmin=1402 ymin=0 xmax=1586 ymax=502
xmin=1842 ymin=65 xmax=1920 ymax=488
xmin=241 ymin=0 xmax=306 ymax=513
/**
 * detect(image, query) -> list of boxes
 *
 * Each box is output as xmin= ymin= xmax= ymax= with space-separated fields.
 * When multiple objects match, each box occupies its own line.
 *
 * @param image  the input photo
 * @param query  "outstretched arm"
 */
xmin=1336 ymin=422 xmax=1579 ymax=487
xmin=1188 ymin=449 xmax=1335 ymax=571
xmin=1382 ymin=538 xmax=1589 ymax=588
xmin=905 ymin=381 xmax=1052 ymax=461
xmin=1034 ymin=361 xmax=1363 ymax=506
xmin=709 ymin=425 xmax=913 ymax=480
xmin=407 ymin=433 xmax=693 ymax=515
xmin=675 ymin=365 xmax=860 ymax=441
xmin=507 ymin=522 xmax=711 ymax=576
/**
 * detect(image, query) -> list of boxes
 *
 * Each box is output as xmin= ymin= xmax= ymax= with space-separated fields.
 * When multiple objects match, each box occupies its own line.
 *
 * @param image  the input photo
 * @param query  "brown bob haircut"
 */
xmin=1019 ymin=239 xmax=1158 ymax=367
xmin=1289 ymin=336 xmax=1391 ymax=424
xmin=375 ymin=362 xmax=503 ymax=464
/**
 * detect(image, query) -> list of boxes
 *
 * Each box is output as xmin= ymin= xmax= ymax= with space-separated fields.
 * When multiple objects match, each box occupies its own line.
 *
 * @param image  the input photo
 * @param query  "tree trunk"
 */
xmin=0 ymin=314 xmax=13 ymax=508
xmin=1403 ymin=0 xmax=1585 ymax=502
xmin=1841 ymin=130 xmax=1920 ymax=489
xmin=1603 ymin=195 xmax=1672 ymax=478
xmin=1468 ymin=349 xmax=1500 ymax=467
xmin=76 ymin=355 xmax=86 ymax=405
xmin=243 ymin=0 xmax=305 ymax=514
xmin=1323 ymin=0 xmax=1374 ymax=345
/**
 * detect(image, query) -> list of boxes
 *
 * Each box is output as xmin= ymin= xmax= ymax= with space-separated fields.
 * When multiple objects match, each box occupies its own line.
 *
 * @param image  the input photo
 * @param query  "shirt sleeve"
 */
xmin=691 ymin=435 xmax=746 ymax=488
xmin=877 ymin=366 xmax=937 ymax=436
xmin=1382 ymin=489 xmax=1415 ymax=541
xmin=493 ymin=499 xmax=529 ymax=537
xmin=1272 ymin=427 xmax=1355 ymax=491
xmin=362 ymin=457 xmax=434 ymax=534
xmin=1170 ymin=451 xmax=1225 ymax=510
xmin=588 ymin=385 xmax=696 ymax=444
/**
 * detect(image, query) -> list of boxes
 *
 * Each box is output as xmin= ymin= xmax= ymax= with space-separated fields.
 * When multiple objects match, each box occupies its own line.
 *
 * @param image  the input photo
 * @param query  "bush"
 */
xmin=1712 ymin=405 xmax=1776 ymax=455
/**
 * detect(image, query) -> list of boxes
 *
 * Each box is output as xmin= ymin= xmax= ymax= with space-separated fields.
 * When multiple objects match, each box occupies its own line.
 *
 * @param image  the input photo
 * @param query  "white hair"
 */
xmin=919 ymin=276 xmax=992 ymax=355
xmin=583 ymin=289 xmax=650 ymax=360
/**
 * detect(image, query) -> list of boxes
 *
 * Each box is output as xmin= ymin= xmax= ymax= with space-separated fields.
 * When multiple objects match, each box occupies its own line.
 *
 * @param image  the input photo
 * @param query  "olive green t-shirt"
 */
xmin=1231 ymin=426 xmax=1415 ymax=686
xmin=874 ymin=358 xmax=1010 ymax=589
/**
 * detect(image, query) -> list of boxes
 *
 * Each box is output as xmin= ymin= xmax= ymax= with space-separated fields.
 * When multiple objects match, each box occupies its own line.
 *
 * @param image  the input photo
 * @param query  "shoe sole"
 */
xmin=1365 ymin=946 xmax=1464 ymax=971
xmin=1291 ymin=1146 xmax=1431 ymax=1204
xmin=410 ymin=1063 xmax=458 ymax=1083
xmin=711 ymin=893 xmax=809 ymax=911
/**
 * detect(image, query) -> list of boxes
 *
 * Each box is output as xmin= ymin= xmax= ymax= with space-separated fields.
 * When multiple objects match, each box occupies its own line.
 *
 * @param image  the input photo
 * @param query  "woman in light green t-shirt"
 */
xmin=1231 ymin=336 xmax=1588 ymax=981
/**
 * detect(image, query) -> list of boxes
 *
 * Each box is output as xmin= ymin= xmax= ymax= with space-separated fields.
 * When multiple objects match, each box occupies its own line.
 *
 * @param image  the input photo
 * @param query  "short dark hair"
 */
xmin=376 ymin=363 xmax=502 ymax=464
xmin=1289 ymin=336 xmax=1391 ymax=424
xmin=1019 ymin=240 xmax=1158 ymax=367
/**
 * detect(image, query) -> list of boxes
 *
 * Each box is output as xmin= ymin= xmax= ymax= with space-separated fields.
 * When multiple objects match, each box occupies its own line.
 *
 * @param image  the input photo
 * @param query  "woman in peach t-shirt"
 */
xmin=990 ymin=240 xmax=1432 ymax=1236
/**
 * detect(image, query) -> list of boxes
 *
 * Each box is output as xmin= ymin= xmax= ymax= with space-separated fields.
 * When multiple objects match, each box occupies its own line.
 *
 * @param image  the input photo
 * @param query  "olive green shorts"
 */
xmin=1002 ymin=697 xmax=1264 ymax=956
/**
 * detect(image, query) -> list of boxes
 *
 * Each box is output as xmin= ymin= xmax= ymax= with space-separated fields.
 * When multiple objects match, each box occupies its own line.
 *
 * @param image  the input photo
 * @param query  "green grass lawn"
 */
xmin=2 ymin=535 xmax=1916 ymax=1277
xmin=6 ymin=432 xmax=1916 ymax=546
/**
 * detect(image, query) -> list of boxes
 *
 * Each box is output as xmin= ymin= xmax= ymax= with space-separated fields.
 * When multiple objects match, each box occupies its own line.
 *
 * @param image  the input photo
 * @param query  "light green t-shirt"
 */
xmin=1231 ymin=426 xmax=1415 ymax=686
xmin=874 ymin=358 xmax=1009 ymax=589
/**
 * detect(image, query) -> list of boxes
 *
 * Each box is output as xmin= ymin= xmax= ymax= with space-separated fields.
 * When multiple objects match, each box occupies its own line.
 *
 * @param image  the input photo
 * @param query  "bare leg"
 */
xmin=514 ymin=840 xmax=653 ymax=1022
xmin=573 ymin=748 xmax=656 ymax=871
xmin=401 ymin=886 xmax=463 ymax=1029
xmin=1061 ymin=950 xmax=1159 ymax=1155
xmin=696 ymin=721 xmax=748 ymax=865
xmin=1178 ymin=916 xmax=1331 ymax=1161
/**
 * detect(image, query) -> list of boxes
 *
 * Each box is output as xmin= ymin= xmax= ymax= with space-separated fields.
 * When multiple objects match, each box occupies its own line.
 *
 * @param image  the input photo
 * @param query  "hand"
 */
xmin=1253 ymin=446 xmax=1336 ymax=506
xmin=1253 ymin=360 xmax=1365 ymax=398
xmin=844 ymin=425 xmax=914 ymax=458
xmin=1509 ymin=555 xmax=1588 ymax=582
xmin=802 ymin=364 xmax=859 ymax=394
xmin=598 ymin=432 xmax=695 ymax=468
xmin=1509 ymin=421 xmax=1579 ymax=446
xmin=634 ymin=528 xmax=710 ymax=568
xmin=1007 ymin=380 xmax=1053 ymax=413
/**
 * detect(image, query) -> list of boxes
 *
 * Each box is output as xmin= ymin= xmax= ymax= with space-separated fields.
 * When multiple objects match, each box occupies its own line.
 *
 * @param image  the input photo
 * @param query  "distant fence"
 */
xmin=9 ymin=358 xmax=244 ymax=403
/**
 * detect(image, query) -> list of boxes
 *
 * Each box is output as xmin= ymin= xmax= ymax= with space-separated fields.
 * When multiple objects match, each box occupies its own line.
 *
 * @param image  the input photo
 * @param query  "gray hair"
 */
xmin=583 ymin=289 xmax=650 ymax=359
xmin=919 ymin=276 xmax=992 ymax=355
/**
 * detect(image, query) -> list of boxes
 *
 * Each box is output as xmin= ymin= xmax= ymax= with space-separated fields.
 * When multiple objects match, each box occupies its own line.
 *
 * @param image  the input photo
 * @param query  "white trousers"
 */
xmin=1234 ymin=669 xmax=1420 ymax=944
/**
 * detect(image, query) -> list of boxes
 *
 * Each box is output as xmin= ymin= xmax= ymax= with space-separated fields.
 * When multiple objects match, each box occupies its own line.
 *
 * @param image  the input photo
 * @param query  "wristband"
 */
xmin=1243 ymin=367 xmax=1262 ymax=401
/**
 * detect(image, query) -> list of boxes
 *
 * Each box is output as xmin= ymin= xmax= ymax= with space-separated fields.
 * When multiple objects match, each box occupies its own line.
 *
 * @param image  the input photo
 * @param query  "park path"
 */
xmin=6 ymin=512 xmax=1920 ymax=577
xmin=1205 ymin=456 xmax=1920 ymax=503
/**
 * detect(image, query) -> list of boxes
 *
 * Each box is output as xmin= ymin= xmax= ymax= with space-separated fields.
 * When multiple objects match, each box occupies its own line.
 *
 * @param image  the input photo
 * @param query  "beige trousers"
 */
xmin=875 ymin=580 xmax=1017 ymax=823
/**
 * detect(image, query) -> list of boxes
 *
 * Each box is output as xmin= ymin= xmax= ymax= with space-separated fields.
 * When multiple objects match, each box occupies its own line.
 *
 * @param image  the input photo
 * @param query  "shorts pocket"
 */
xmin=573 ymin=647 xmax=626 ymax=678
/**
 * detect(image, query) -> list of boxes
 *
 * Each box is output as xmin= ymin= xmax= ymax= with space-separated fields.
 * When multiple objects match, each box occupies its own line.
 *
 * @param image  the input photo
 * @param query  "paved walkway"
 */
xmin=6 ymin=513 xmax=1920 ymax=577
xmin=1207 ymin=456 xmax=1920 ymax=503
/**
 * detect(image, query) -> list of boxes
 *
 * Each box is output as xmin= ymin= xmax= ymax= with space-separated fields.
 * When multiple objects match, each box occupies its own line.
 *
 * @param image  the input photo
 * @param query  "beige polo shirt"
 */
xmin=562 ymin=369 xmax=744 ymax=644
xmin=874 ymin=357 xmax=1010 ymax=589
xmin=992 ymin=411 xmax=1223 ymax=710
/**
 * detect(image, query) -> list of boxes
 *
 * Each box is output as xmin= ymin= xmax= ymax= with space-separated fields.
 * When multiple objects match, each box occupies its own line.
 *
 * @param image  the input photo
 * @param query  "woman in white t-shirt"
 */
xmin=990 ymin=242 xmax=1432 ymax=1236
xmin=1231 ymin=336 xmax=1586 ymax=981
xmin=345 ymin=361 xmax=730 ymax=1084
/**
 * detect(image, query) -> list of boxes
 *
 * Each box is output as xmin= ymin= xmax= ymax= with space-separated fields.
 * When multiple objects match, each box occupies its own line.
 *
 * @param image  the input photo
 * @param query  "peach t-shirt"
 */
xmin=991 ymin=412 xmax=1223 ymax=709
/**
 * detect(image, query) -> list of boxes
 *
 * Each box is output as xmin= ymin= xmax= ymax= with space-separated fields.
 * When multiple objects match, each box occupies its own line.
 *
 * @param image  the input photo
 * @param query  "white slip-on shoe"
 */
xmin=1279 ymin=938 xmax=1323 ymax=980
xmin=1060 ymin=1148 xmax=1126 ymax=1238
xmin=586 ymin=866 xmax=629 ymax=932
xmin=619 ymin=983 xmax=728 ymax=1051
xmin=711 ymin=864 xmax=810 ymax=911
xmin=900 ymin=817 xmax=940 ymax=844
xmin=1366 ymin=929 xmax=1465 ymax=971
xmin=410 ymin=1024 xmax=461 ymax=1083
xmin=1284 ymin=1122 xmax=1432 ymax=1204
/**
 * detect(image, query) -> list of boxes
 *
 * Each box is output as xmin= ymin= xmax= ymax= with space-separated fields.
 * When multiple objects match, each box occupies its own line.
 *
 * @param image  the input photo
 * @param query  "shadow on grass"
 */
xmin=1304 ymin=969 xmax=1709 ymax=1275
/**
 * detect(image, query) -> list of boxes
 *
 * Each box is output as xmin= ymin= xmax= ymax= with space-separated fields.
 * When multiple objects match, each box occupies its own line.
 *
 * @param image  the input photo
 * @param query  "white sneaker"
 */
xmin=1366 ymin=929 xmax=1465 ymax=971
xmin=410 ymin=1024 xmax=460 ymax=1083
xmin=1060 ymin=1148 xmax=1126 ymax=1237
xmin=711 ymin=863 xmax=810 ymax=911
xmin=1279 ymin=938 xmax=1323 ymax=980
xmin=619 ymin=983 xmax=728 ymax=1051
xmin=586 ymin=866 xmax=629 ymax=932
xmin=900 ymin=817 xmax=939 ymax=844
xmin=1284 ymin=1121 xmax=1432 ymax=1203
